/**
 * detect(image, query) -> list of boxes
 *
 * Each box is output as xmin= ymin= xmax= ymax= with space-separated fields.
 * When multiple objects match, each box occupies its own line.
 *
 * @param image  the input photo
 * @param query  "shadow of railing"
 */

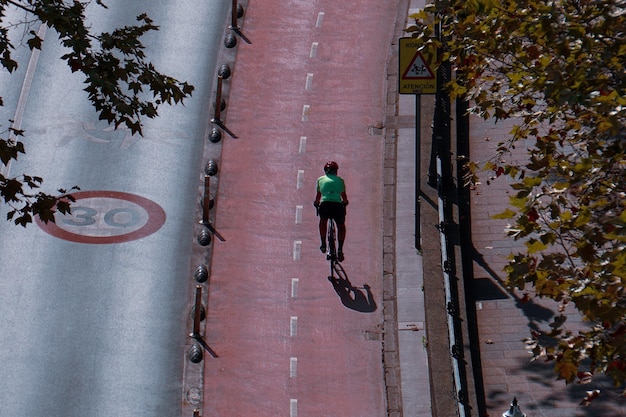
xmin=471 ymin=246 xmax=554 ymax=326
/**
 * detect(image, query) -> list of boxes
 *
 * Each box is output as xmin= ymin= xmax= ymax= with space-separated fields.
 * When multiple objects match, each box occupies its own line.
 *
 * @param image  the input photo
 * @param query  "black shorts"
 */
xmin=319 ymin=201 xmax=346 ymax=224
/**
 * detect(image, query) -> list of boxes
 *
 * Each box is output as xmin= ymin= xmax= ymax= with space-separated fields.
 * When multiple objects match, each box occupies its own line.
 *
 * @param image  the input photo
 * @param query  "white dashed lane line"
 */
xmin=301 ymin=105 xmax=310 ymax=122
xmin=299 ymin=136 xmax=307 ymax=154
xmin=290 ymin=398 xmax=298 ymax=417
xmin=316 ymin=12 xmax=324 ymax=27
xmin=291 ymin=278 xmax=299 ymax=298
xmin=293 ymin=241 xmax=302 ymax=260
xmin=296 ymin=170 xmax=304 ymax=189
xmin=290 ymin=316 xmax=298 ymax=337
xmin=295 ymin=205 xmax=303 ymax=224
xmin=288 ymin=11 xmax=326 ymax=415
xmin=290 ymin=357 xmax=298 ymax=378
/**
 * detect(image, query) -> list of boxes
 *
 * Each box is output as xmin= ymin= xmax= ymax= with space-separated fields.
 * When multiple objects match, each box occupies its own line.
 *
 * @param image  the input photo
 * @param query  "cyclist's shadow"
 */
xmin=327 ymin=263 xmax=377 ymax=313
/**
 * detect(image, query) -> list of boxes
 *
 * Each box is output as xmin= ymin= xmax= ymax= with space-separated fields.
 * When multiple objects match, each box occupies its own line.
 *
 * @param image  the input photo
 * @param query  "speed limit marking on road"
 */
xmin=36 ymin=191 xmax=166 ymax=244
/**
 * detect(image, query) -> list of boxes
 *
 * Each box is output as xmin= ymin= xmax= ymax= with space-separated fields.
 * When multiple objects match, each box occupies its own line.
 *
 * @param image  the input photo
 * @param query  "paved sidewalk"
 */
xmin=394 ymin=93 xmax=432 ymax=417
xmin=470 ymin=117 xmax=626 ymax=417
xmin=383 ymin=1 xmax=436 ymax=417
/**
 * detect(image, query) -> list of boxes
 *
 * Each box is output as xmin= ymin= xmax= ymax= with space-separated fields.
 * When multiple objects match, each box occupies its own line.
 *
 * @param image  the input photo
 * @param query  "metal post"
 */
xmin=202 ymin=175 xmax=211 ymax=224
xmin=210 ymin=75 xmax=238 ymax=138
xmin=230 ymin=0 xmax=238 ymax=29
xmin=415 ymin=94 xmax=422 ymax=252
xmin=228 ymin=0 xmax=252 ymax=44
xmin=213 ymin=76 xmax=223 ymax=122
xmin=190 ymin=286 xmax=202 ymax=338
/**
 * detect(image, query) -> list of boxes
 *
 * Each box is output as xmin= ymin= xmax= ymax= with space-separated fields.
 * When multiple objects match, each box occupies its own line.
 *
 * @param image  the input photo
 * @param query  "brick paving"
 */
xmin=470 ymin=116 xmax=626 ymax=416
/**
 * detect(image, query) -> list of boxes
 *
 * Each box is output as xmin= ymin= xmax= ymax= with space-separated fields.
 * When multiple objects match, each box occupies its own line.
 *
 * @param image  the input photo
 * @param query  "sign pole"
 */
xmin=415 ymin=94 xmax=421 ymax=252
xmin=399 ymin=37 xmax=436 ymax=252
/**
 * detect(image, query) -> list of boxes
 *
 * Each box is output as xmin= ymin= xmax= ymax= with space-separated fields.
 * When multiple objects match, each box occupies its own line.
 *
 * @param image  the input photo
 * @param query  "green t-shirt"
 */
xmin=317 ymin=174 xmax=345 ymax=203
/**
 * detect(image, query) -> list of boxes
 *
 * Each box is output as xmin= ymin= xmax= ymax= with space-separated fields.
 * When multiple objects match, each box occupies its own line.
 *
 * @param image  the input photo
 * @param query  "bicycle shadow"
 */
xmin=327 ymin=265 xmax=377 ymax=313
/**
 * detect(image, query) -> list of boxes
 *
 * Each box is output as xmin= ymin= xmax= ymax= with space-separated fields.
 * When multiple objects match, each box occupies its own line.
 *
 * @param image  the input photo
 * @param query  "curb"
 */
xmin=382 ymin=0 xmax=411 ymax=416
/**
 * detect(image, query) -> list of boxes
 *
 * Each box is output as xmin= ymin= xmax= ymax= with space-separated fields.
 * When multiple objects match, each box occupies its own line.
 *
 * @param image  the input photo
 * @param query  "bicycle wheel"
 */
xmin=332 ymin=259 xmax=348 ymax=281
xmin=327 ymin=218 xmax=337 ymax=262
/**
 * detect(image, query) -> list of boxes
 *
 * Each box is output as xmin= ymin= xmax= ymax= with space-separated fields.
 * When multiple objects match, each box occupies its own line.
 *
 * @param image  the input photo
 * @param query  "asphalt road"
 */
xmin=0 ymin=1 xmax=229 ymax=416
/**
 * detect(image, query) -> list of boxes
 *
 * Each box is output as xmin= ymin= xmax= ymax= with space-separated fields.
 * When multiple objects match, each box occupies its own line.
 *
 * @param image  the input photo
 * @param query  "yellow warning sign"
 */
xmin=399 ymin=37 xmax=437 ymax=94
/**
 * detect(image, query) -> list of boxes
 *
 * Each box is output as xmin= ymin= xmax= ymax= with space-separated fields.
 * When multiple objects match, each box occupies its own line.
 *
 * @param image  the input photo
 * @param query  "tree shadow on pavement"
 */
xmin=473 ymin=246 xmax=626 ymax=415
xmin=326 ymin=263 xmax=376 ymax=313
xmin=485 ymin=355 xmax=626 ymax=417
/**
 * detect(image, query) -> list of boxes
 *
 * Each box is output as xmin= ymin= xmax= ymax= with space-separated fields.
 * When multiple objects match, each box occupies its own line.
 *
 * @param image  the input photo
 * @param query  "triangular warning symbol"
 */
xmin=402 ymin=51 xmax=435 ymax=80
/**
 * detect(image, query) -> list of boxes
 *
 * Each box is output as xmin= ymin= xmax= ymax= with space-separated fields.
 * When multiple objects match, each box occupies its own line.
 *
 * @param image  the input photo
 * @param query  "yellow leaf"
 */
xmin=483 ymin=161 xmax=496 ymax=171
xmin=448 ymin=80 xmax=467 ymax=99
xmin=561 ymin=210 xmax=573 ymax=222
xmin=555 ymin=357 xmax=579 ymax=383
xmin=574 ymin=208 xmax=591 ymax=228
xmin=507 ymin=72 xmax=524 ymax=83
xmin=552 ymin=182 xmax=569 ymax=191
xmin=526 ymin=239 xmax=548 ymax=254
xmin=492 ymin=208 xmax=516 ymax=219
xmin=464 ymin=14 xmax=476 ymax=24
xmin=409 ymin=10 xmax=430 ymax=21
xmin=509 ymin=196 xmax=528 ymax=209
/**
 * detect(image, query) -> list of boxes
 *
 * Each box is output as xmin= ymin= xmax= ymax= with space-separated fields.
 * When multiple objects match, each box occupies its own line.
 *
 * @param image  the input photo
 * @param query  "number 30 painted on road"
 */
xmin=36 ymin=191 xmax=166 ymax=244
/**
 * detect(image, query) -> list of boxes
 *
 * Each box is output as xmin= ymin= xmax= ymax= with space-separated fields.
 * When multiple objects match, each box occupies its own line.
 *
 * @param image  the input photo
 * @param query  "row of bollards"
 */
xmin=228 ymin=0 xmax=251 ymax=44
xmin=211 ymin=0 xmax=250 ymax=139
xmin=198 ymin=160 xmax=225 ymax=243
xmin=186 ymin=1 xmax=249 ymax=415
xmin=188 ymin=157 xmax=219 ymax=358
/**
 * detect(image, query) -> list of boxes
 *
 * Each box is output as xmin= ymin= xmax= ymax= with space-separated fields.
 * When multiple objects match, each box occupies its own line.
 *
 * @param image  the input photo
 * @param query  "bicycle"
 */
xmin=325 ymin=217 xmax=348 ymax=280
xmin=316 ymin=205 xmax=346 ymax=280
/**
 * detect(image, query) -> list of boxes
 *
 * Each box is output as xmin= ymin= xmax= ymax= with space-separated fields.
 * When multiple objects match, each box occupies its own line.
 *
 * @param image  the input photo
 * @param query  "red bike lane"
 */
xmin=201 ymin=0 xmax=400 ymax=415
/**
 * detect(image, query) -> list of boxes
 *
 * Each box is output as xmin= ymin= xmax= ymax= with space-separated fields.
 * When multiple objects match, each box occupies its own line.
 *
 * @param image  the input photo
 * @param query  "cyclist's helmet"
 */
xmin=324 ymin=161 xmax=339 ymax=174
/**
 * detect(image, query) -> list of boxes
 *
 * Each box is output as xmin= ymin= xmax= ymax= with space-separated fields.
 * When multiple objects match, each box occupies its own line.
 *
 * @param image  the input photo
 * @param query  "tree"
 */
xmin=1 ymin=0 xmax=194 ymax=226
xmin=407 ymin=0 xmax=626 ymax=399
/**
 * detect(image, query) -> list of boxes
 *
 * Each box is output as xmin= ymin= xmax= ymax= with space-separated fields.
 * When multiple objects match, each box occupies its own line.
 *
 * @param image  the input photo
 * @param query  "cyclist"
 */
xmin=314 ymin=161 xmax=348 ymax=262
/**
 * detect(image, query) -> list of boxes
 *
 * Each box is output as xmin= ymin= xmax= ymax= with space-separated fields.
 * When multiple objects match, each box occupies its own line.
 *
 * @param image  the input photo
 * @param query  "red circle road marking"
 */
xmin=36 ymin=191 xmax=166 ymax=244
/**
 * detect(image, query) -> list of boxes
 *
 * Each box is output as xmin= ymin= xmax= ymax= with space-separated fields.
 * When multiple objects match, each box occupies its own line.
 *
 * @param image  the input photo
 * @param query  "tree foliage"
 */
xmin=0 ymin=0 xmax=194 ymax=226
xmin=408 ymin=0 xmax=626 ymax=398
